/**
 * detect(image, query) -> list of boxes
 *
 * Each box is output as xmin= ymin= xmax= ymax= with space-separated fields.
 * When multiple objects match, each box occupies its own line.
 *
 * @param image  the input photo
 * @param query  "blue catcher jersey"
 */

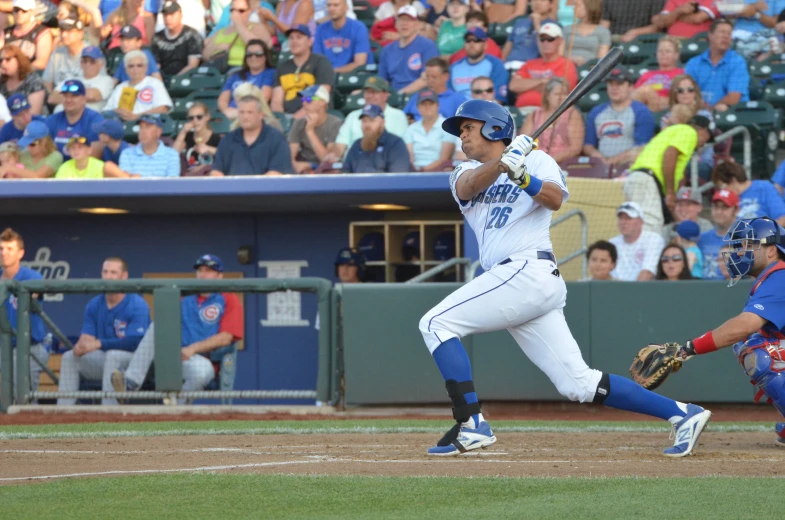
xmin=743 ymin=261 xmax=785 ymax=336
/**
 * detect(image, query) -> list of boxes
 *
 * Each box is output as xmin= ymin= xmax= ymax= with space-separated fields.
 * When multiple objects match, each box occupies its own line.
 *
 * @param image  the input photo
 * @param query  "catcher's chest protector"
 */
xmin=733 ymin=333 xmax=785 ymax=419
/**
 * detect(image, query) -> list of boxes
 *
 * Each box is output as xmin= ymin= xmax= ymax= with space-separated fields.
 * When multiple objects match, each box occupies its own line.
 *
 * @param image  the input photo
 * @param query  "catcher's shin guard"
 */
xmin=436 ymin=379 xmax=481 ymax=447
xmin=734 ymin=334 xmax=785 ymax=418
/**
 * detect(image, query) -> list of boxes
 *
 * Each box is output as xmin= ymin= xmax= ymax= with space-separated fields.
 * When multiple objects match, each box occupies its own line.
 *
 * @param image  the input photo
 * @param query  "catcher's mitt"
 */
xmin=629 ymin=343 xmax=684 ymax=390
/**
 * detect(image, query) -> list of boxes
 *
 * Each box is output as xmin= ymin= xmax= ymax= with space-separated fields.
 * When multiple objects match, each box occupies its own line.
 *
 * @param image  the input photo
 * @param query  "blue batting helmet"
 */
xmin=335 ymin=247 xmax=367 ymax=279
xmin=723 ymin=217 xmax=785 ymax=285
xmin=442 ymin=99 xmax=515 ymax=145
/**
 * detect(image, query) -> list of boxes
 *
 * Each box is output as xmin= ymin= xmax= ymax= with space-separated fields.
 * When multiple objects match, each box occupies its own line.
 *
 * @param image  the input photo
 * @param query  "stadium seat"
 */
xmin=560 ymin=156 xmax=609 ymax=179
xmin=335 ymin=70 xmax=373 ymax=94
xmin=274 ymin=111 xmax=292 ymax=134
xmin=504 ymin=106 xmax=525 ymax=132
xmin=763 ymin=80 xmax=785 ymax=109
xmin=749 ymin=76 xmax=763 ymax=101
xmin=170 ymin=89 xmax=222 ymax=120
xmin=167 ymin=66 xmax=225 ymax=98
xmin=626 ymin=59 xmax=659 ymax=82
xmin=680 ymin=32 xmax=708 ymax=62
xmin=210 ymin=114 xmax=233 ymax=135
xmin=577 ymin=58 xmax=599 ymax=80
xmin=748 ymin=55 xmax=785 ymax=86
xmin=576 ymin=83 xmax=608 ymax=113
xmin=713 ymin=100 xmax=781 ymax=177
xmin=354 ymin=0 xmax=375 ymax=24
xmin=105 ymin=47 xmax=124 ymax=76
xmin=652 ymin=108 xmax=668 ymax=133
xmin=387 ymin=90 xmax=403 ymax=108
xmin=618 ymin=33 xmax=662 ymax=65
xmin=488 ymin=16 xmax=521 ymax=46
xmin=341 ymin=92 xmax=365 ymax=115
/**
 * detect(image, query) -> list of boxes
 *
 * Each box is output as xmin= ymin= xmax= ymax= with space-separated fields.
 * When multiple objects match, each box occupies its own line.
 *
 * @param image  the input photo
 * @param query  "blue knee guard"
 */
xmin=734 ymin=333 xmax=785 ymax=419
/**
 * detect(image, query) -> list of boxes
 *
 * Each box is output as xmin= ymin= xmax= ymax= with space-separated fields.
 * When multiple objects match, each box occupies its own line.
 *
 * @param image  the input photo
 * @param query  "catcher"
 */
xmin=631 ymin=217 xmax=785 ymax=446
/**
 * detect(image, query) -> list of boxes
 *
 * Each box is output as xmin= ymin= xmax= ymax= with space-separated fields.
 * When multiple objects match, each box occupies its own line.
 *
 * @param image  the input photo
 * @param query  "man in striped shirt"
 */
xmin=118 ymin=115 xmax=181 ymax=177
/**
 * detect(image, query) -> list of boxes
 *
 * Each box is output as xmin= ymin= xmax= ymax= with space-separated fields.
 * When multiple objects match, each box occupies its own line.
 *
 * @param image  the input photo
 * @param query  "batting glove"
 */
xmin=506 ymin=134 xmax=537 ymax=157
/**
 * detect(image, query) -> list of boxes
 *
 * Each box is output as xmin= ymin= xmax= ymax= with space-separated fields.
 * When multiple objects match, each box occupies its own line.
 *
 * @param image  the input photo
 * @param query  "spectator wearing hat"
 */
xmin=118 ymin=115 xmax=181 ymax=177
xmin=110 ymin=253 xmax=244 ymax=400
xmin=45 ymin=79 xmax=105 ymax=160
xmin=94 ymin=118 xmax=131 ymax=165
xmin=673 ymin=219 xmax=704 ymax=278
xmin=4 ymin=0 xmax=53 ymax=72
xmin=600 ymin=0 xmax=663 ymax=43
xmin=326 ymin=75 xmax=409 ymax=161
xmin=378 ymin=6 xmax=439 ymax=94
xmin=584 ymin=240 xmax=618 ymax=281
xmin=113 ymin=25 xmax=162 ymax=84
xmin=313 ymin=0 xmax=373 ymax=73
xmin=403 ymin=57 xmax=468 ymax=122
xmin=343 ymin=104 xmax=411 ymax=173
xmin=510 ymin=22 xmax=578 ymax=109
xmin=502 ymin=0 xmax=556 ymax=69
xmin=211 ymin=95 xmax=293 ymax=175
xmin=449 ymin=10 xmax=503 ymax=64
xmin=0 ymin=120 xmax=63 ymax=179
xmin=203 ymin=0 xmax=273 ymax=69
xmin=48 ymin=47 xmax=115 ymax=114
xmin=652 ymin=0 xmax=719 ymax=39
xmin=449 ymin=27 xmax=509 ymax=102
xmin=55 ymin=135 xmax=126 ymax=179
xmin=101 ymin=0 xmax=156 ymax=49
xmin=104 ymin=50 xmax=173 ymax=122
xmin=403 ymin=90 xmax=455 ymax=172
xmin=662 ymin=186 xmax=712 ymax=243
xmin=151 ymin=1 xmax=204 ymax=80
xmin=582 ymin=68 xmax=655 ymax=166
xmin=270 ymin=24 xmax=335 ymax=115
xmin=625 ymin=115 xmax=714 ymax=232
xmin=608 ymin=201 xmax=667 ymax=281
xmin=698 ymin=188 xmax=740 ymax=279
xmin=154 ymin=0 xmax=207 ymax=38
xmin=288 ymin=85 xmax=342 ymax=173
xmin=684 ymin=18 xmax=749 ymax=111
xmin=218 ymin=39 xmax=275 ymax=120
xmin=0 ymin=94 xmax=41 ymax=143
xmin=711 ymin=160 xmax=785 ymax=226
xmin=42 ymin=16 xmax=88 ymax=92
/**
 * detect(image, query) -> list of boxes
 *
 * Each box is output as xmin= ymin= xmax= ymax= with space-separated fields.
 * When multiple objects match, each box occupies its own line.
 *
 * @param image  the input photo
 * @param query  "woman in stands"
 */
xmin=4 ymin=0 xmax=53 ymax=72
xmin=632 ymin=36 xmax=684 ymax=113
xmin=218 ymin=39 xmax=275 ymax=120
xmin=0 ymin=46 xmax=45 ymax=115
xmin=563 ymin=0 xmax=610 ymax=66
xmin=258 ymin=0 xmax=314 ymax=44
xmin=204 ymin=0 xmax=272 ymax=70
xmin=173 ymin=102 xmax=223 ymax=168
xmin=0 ymin=120 xmax=63 ymax=179
xmin=101 ymin=0 xmax=155 ymax=48
xmin=655 ymin=244 xmax=694 ymax=281
xmin=519 ymin=77 xmax=584 ymax=164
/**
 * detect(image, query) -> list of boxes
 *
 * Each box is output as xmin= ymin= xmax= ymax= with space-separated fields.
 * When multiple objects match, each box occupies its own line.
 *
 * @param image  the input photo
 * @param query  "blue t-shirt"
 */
xmin=0 ymin=115 xmax=45 ymax=143
xmin=114 ymin=49 xmax=160 ymax=83
xmin=378 ymin=35 xmax=439 ymax=91
xmin=82 ymin=294 xmax=151 ymax=352
xmin=744 ymin=266 xmax=785 ymax=335
xmin=733 ymin=0 xmax=785 ymax=34
xmin=506 ymin=16 xmax=555 ymax=63
xmin=738 ymin=180 xmax=785 ymax=221
xmin=45 ymin=109 xmax=104 ymax=159
xmin=698 ymin=228 xmax=726 ymax=280
xmin=222 ymin=69 xmax=276 ymax=108
xmin=403 ymin=89 xmax=468 ymax=121
xmin=99 ymin=0 xmax=159 ymax=17
xmin=343 ymin=130 xmax=411 ymax=173
xmin=449 ymin=55 xmax=509 ymax=102
xmin=684 ymin=50 xmax=750 ymax=106
xmin=101 ymin=141 xmax=131 ymax=164
xmin=772 ymin=160 xmax=785 ymax=190
xmin=0 ymin=267 xmax=47 ymax=345
xmin=313 ymin=18 xmax=374 ymax=70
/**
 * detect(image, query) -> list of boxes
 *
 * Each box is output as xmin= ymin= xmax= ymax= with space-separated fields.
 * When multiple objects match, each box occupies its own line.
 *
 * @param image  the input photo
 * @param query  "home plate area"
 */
xmin=0 ymin=431 xmax=783 ymax=482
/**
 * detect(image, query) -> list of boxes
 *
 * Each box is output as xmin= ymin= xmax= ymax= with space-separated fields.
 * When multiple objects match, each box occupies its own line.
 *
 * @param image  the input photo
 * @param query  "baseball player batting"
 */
xmin=420 ymin=100 xmax=712 ymax=457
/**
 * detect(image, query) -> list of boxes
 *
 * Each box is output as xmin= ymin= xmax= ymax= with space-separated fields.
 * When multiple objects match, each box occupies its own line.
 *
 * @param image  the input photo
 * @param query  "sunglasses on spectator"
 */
xmin=465 ymin=38 xmax=482 ymax=44
xmin=60 ymin=84 xmax=82 ymax=93
xmin=127 ymin=63 xmax=145 ymax=68
xmin=186 ymin=114 xmax=206 ymax=121
xmin=230 ymin=7 xmax=247 ymax=12
xmin=245 ymin=51 xmax=265 ymax=58
xmin=539 ymin=36 xmax=556 ymax=43
xmin=472 ymin=87 xmax=494 ymax=95
xmin=68 ymin=136 xmax=89 ymax=146
xmin=12 ymin=7 xmax=28 ymax=12
xmin=661 ymin=255 xmax=684 ymax=263
xmin=676 ymin=86 xmax=696 ymax=94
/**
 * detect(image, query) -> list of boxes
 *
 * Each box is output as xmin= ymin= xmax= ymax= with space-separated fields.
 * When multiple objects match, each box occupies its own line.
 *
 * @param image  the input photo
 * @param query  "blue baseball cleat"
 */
xmin=663 ymin=404 xmax=712 ymax=458
xmin=427 ymin=421 xmax=497 ymax=456
xmin=776 ymin=422 xmax=785 ymax=447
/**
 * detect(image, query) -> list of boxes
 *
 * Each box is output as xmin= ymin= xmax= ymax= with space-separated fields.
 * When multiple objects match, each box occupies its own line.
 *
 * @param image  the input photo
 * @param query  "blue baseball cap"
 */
xmin=138 ymin=114 xmax=163 ymax=128
xmin=120 ymin=25 xmax=143 ymax=39
xmin=194 ymin=254 xmax=224 ymax=272
xmin=357 ymin=232 xmax=385 ymax=261
xmin=92 ymin=118 xmax=125 ymax=140
xmin=676 ymin=220 xmax=701 ymax=242
xmin=360 ymin=104 xmax=384 ymax=119
xmin=7 ymin=93 xmax=29 ymax=115
xmin=433 ymin=231 xmax=456 ymax=261
xmin=465 ymin=27 xmax=488 ymax=41
xmin=81 ymin=45 xmax=104 ymax=60
xmin=18 ymin=120 xmax=50 ymax=148
xmin=60 ymin=79 xmax=86 ymax=96
xmin=285 ymin=23 xmax=311 ymax=38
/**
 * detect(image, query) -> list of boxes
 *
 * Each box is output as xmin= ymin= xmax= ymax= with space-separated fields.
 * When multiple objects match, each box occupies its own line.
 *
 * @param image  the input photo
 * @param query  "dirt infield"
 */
xmin=1 ymin=430 xmax=783 ymax=483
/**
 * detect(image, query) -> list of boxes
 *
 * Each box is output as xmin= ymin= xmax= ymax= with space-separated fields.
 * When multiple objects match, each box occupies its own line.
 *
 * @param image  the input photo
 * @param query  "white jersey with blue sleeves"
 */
xmin=449 ymin=150 xmax=569 ymax=270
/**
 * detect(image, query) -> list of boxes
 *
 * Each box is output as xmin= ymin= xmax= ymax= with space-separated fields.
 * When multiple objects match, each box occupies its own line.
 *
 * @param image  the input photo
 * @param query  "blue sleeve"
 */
xmin=744 ymin=272 xmax=785 ymax=329
xmin=764 ymin=183 xmax=785 ymax=219
xmin=268 ymin=131 xmax=293 ymax=173
xmin=772 ymin=160 xmax=785 ymax=188
xmin=378 ymin=47 xmax=390 ymax=82
xmin=221 ymin=73 xmax=237 ymax=92
xmin=261 ymin=69 xmax=275 ymax=87
xmin=44 ymin=114 xmax=56 ymax=135
xmin=728 ymin=54 xmax=750 ymax=101
xmin=312 ymin=26 xmax=325 ymax=56
xmin=101 ymin=299 xmax=150 ymax=352
xmin=355 ymin=23 xmax=372 ymax=61
xmin=684 ymin=56 xmax=699 ymax=79
xmin=422 ymin=39 xmax=439 ymax=63
xmin=632 ymin=102 xmax=655 ymax=145
xmin=81 ymin=298 xmax=98 ymax=337
xmin=584 ymin=106 xmax=600 ymax=147
xmin=490 ymin=58 xmax=510 ymax=103
xmin=387 ymin=137 xmax=412 ymax=172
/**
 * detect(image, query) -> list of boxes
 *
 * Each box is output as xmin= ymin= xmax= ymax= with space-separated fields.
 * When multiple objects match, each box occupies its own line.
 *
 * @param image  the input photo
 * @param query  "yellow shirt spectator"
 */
xmin=630 ymin=124 xmax=698 ymax=191
xmin=55 ymin=157 xmax=106 ymax=179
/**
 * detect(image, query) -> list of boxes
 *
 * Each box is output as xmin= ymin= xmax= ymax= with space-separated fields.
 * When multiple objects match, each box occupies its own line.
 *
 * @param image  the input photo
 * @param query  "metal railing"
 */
xmin=690 ymin=125 xmax=751 ymax=193
xmin=404 ymin=257 xmax=473 ymax=284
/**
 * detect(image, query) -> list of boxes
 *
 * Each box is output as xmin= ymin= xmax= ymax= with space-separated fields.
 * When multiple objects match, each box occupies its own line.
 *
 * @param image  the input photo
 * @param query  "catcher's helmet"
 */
xmin=442 ymin=100 xmax=515 ymax=145
xmin=334 ymin=247 xmax=367 ymax=279
xmin=722 ymin=217 xmax=785 ymax=285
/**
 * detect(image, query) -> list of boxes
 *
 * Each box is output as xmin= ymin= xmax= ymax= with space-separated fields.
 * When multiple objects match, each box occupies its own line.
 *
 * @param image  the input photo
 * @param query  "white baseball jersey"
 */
xmin=449 ymin=150 xmax=569 ymax=270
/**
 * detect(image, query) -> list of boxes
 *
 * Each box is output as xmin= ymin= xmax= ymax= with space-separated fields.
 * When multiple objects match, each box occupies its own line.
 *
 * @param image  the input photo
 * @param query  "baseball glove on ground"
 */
xmin=629 ymin=343 xmax=684 ymax=390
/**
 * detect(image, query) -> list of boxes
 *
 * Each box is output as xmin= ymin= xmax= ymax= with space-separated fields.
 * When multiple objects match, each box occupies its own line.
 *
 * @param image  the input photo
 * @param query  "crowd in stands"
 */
xmin=0 ymin=0 xmax=785 ymax=281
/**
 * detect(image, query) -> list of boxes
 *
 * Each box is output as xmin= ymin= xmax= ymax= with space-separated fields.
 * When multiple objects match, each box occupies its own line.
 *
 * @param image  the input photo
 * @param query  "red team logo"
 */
xmin=200 ymin=303 xmax=222 ymax=324
xmin=138 ymin=87 xmax=154 ymax=104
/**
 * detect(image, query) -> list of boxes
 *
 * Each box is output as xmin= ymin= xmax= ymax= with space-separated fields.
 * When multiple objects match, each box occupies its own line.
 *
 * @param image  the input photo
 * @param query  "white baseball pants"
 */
xmin=419 ymin=251 xmax=603 ymax=403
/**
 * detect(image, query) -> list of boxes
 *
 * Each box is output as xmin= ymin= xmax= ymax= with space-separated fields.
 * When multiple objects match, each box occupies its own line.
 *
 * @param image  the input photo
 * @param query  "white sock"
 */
xmin=462 ymin=412 xmax=485 ymax=429
xmin=668 ymin=402 xmax=690 ymax=425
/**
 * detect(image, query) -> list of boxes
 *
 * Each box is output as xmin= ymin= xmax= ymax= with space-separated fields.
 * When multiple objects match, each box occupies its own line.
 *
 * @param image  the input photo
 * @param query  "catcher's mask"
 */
xmin=723 ymin=217 xmax=785 ymax=287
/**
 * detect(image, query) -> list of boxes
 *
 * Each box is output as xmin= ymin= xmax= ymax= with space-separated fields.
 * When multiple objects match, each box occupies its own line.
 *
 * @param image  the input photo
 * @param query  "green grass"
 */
xmin=0 ymin=474 xmax=780 ymax=520
xmin=0 ymin=419 xmax=777 ymax=439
